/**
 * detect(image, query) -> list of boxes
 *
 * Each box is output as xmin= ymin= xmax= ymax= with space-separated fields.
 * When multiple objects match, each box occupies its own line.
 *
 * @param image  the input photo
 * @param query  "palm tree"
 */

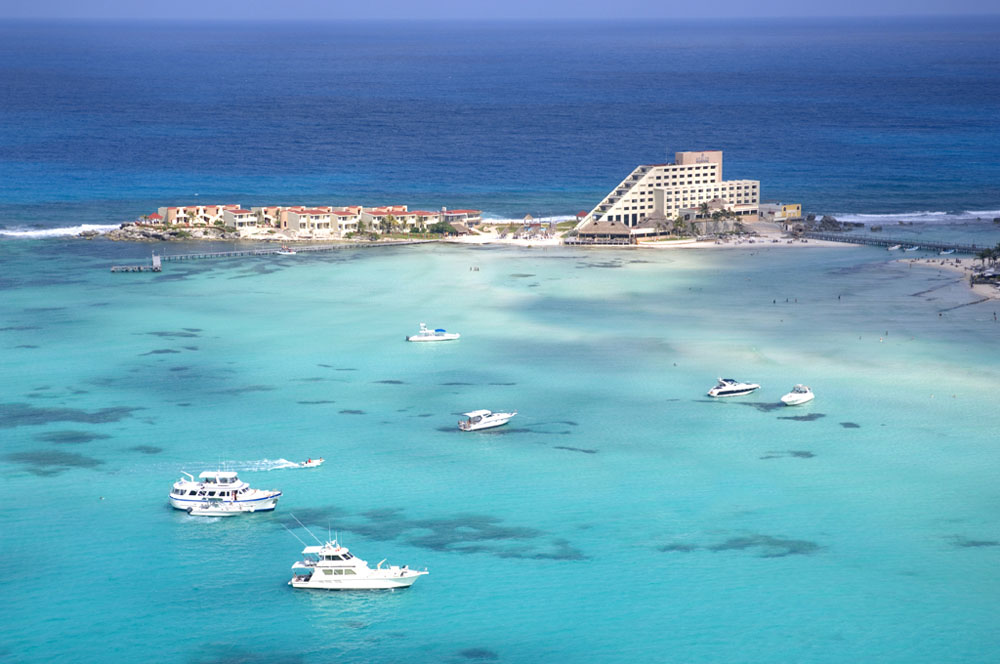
xmin=698 ymin=202 xmax=710 ymax=218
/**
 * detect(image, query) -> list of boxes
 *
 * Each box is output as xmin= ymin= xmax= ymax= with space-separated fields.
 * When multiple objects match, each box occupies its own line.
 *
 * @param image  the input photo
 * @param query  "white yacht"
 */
xmin=276 ymin=246 xmax=297 ymax=255
xmin=780 ymin=384 xmax=815 ymax=406
xmin=707 ymin=378 xmax=761 ymax=398
xmin=904 ymin=245 xmax=920 ymax=252
xmin=458 ymin=409 xmax=517 ymax=431
xmin=406 ymin=323 xmax=460 ymax=342
xmin=939 ymin=249 xmax=955 ymax=255
xmin=887 ymin=244 xmax=902 ymax=251
xmin=168 ymin=471 xmax=282 ymax=513
xmin=289 ymin=539 xmax=428 ymax=590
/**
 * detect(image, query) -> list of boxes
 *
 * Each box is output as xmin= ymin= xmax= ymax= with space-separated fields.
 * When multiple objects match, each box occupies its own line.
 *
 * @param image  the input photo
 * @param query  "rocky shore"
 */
xmin=96 ymin=223 xmax=244 ymax=242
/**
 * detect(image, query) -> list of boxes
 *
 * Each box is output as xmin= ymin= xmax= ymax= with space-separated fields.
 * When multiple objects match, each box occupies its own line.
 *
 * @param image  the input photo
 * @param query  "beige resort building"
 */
xmin=152 ymin=204 xmax=481 ymax=238
xmin=577 ymin=150 xmax=760 ymax=235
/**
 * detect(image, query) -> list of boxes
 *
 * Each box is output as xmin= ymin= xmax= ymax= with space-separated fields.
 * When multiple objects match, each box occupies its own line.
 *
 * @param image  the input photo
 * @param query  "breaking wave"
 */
xmin=831 ymin=210 xmax=1000 ymax=225
xmin=0 ymin=224 xmax=119 ymax=238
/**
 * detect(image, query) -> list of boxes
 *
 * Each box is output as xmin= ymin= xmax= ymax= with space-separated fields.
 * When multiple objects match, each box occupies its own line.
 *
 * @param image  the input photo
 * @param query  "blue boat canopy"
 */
xmin=435 ymin=328 xmax=446 ymax=333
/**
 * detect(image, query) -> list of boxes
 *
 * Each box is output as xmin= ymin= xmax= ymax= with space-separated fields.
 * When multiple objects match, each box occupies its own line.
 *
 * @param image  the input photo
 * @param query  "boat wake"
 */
xmin=228 ymin=458 xmax=302 ymax=472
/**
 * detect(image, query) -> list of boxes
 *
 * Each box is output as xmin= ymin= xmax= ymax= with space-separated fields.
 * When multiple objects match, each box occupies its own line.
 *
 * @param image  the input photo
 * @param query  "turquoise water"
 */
xmin=2 ymin=241 xmax=999 ymax=662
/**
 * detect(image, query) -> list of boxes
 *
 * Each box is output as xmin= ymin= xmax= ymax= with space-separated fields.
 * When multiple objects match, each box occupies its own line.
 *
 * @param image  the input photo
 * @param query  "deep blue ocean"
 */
xmin=1 ymin=17 xmax=999 ymax=228
xmin=2 ymin=17 xmax=1000 ymax=664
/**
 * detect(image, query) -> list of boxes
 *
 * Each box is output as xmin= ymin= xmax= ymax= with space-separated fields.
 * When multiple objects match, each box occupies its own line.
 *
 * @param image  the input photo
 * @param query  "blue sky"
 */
xmin=0 ymin=0 xmax=997 ymax=20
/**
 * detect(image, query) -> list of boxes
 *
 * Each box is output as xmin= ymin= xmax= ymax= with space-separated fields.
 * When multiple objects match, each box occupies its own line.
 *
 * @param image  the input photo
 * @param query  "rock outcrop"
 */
xmin=102 ymin=223 xmax=242 ymax=242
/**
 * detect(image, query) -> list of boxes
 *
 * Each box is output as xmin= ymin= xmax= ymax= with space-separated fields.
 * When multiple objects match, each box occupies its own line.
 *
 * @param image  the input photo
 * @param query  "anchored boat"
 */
xmin=289 ymin=539 xmax=428 ymax=590
xmin=707 ymin=378 xmax=760 ymax=398
xmin=406 ymin=323 xmax=460 ymax=342
xmin=458 ymin=409 xmax=517 ymax=431
xmin=780 ymin=384 xmax=815 ymax=406
xmin=168 ymin=470 xmax=282 ymax=513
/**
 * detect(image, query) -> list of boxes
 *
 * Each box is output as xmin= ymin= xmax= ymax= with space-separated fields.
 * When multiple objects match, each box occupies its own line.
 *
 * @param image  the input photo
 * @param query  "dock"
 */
xmin=803 ymin=232 xmax=983 ymax=254
xmin=110 ymin=240 xmax=432 ymax=272
xmin=111 ymin=254 xmax=162 ymax=272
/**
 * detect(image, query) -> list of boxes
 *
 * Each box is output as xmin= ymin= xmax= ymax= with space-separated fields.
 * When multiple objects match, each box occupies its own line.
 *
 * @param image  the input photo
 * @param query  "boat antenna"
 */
xmin=282 ymin=523 xmax=309 ymax=547
xmin=290 ymin=513 xmax=324 ymax=544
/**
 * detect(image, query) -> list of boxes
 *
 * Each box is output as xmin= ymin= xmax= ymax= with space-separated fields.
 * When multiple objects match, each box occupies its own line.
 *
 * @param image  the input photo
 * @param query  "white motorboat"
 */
xmin=276 ymin=246 xmax=297 ymax=255
xmin=299 ymin=458 xmax=324 ymax=468
xmin=168 ymin=471 xmax=282 ymax=513
xmin=289 ymin=539 xmax=428 ymax=590
xmin=780 ymin=384 xmax=815 ymax=406
xmin=939 ymin=249 xmax=955 ymax=255
xmin=904 ymin=246 xmax=920 ymax=252
xmin=887 ymin=245 xmax=902 ymax=251
xmin=707 ymin=378 xmax=760 ymax=398
xmin=406 ymin=323 xmax=460 ymax=342
xmin=458 ymin=409 xmax=517 ymax=431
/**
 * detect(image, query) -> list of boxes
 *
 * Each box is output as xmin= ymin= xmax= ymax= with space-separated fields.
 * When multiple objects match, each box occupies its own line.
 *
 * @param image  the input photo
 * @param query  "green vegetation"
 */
xmin=427 ymin=221 xmax=458 ymax=235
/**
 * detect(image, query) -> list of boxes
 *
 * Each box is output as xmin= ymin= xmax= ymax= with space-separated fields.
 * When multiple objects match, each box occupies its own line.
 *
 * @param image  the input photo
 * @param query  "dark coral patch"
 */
xmin=950 ymin=536 xmax=1000 ymax=548
xmin=35 ymin=430 xmax=111 ymax=444
xmin=212 ymin=385 xmax=276 ymax=395
xmin=141 ymin=349 xmax=180 ymax=356
xmin=145 ymin=330 xmax=199 ymax=338
xmin=129 ymin=445 xmax=163 ymax=454
xmin=340 ymin=409 xmax=366 ymax=415
xmin=374 ymin=380 xmax=406 ymax=384
xmin=840 ymin=422 xmax=861 ymax=428
xmin=708 ymin=535 xmax=821 ymax=557
xmin=298 ymin=400 xmax=335 ymax=405
xmin=459 ymin=648 xmax=499 ymax=660
xmin=661 ymin=534 xmax=821 ymax=557
xmin=6 ymin=450 xmax=104 ymax=475
xmin=553 ymin=446 xmax=597 ymax=454
xmin=0 ymin=403 xmax=141 ymax=429
xmin=777 ymin=413 xmax=826 ymax=422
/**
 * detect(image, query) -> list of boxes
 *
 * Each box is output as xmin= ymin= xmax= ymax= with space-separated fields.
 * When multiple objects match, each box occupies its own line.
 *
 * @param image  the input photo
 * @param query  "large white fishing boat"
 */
xmin=458 ymin=409 xmax=517 ymax=431
xmin=406 ymin=323 xmax=460 ymax=342
xmin=168 ymin=471 xmax=282 ymax=513
xmin=780 ymin=384 xmax=815 ymax=406
xmin=289 ymin=539 xmax=428 ymax=590
xmin=707 ymin=378 xmax=760 ymax=398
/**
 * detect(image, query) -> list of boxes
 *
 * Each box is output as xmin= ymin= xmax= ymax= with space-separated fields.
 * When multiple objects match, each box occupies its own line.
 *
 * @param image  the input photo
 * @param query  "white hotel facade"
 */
xmin=579 ymin=150 xmax=760 ymax=228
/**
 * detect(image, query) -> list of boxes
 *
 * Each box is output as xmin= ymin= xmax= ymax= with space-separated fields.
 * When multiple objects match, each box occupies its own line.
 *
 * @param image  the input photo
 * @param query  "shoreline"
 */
xmin=900 ymin=257 xmax=1000 ymax=301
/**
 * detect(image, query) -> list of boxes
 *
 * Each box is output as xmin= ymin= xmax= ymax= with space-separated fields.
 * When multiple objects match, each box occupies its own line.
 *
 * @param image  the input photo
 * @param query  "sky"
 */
xmin=0 ymin=0 xmax=996 ymax=20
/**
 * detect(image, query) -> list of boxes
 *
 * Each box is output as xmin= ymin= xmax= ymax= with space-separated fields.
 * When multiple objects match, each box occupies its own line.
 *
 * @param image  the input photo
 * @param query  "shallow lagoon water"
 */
xmin=2 ymin=241 xmax=999 ymax=662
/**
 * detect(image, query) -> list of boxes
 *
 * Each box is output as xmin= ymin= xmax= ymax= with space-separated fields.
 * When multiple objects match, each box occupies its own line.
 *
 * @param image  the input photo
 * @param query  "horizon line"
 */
xmin=2 ymin=13 xmax=999 ymax=23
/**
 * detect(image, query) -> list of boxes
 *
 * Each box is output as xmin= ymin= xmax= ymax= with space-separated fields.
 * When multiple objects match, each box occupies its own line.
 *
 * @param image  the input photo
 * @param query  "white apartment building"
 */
xmin=579 ymin=151 xmax=760 ymax=229
xmin=222 ymin=208 xmax=258 ymax=234
xmin=285 ymin=208 xmax=334 ymax=235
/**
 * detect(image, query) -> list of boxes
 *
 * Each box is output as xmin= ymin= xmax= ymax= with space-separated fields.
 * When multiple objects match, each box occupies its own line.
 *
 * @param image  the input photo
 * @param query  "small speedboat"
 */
xmin=276 ymin=246 xmax=297 ymax=255
xmin=458 ymin=409 xmax=517 ymax=431
xmin=904 ymin=246 xmax=920 ymax=252
xmin=299 ymin=458 xmax=324 ymax=468
xmin=780 ymin=384 xmax=815 ymax=406
xmin=887 ymin=245 xmax=902 ymax=251
xmin=290 ymin=539 xmax=428 ymax=590
xmin=939 ymin=249 xmax=955 ymax=255
xmin=406 ymin=323 xmax=460 ymax=342
xmin=707 ymin=378 xmax=760 ymax=398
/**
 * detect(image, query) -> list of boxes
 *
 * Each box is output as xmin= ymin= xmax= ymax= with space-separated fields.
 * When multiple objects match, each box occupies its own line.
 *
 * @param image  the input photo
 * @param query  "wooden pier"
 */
xmin=111 ymin=254 xmax=162 ymax=272
xmin=110 ymin=240 xmax=431 ymax=272
xmin=803 ymin=232 xmax=982 ymax=255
